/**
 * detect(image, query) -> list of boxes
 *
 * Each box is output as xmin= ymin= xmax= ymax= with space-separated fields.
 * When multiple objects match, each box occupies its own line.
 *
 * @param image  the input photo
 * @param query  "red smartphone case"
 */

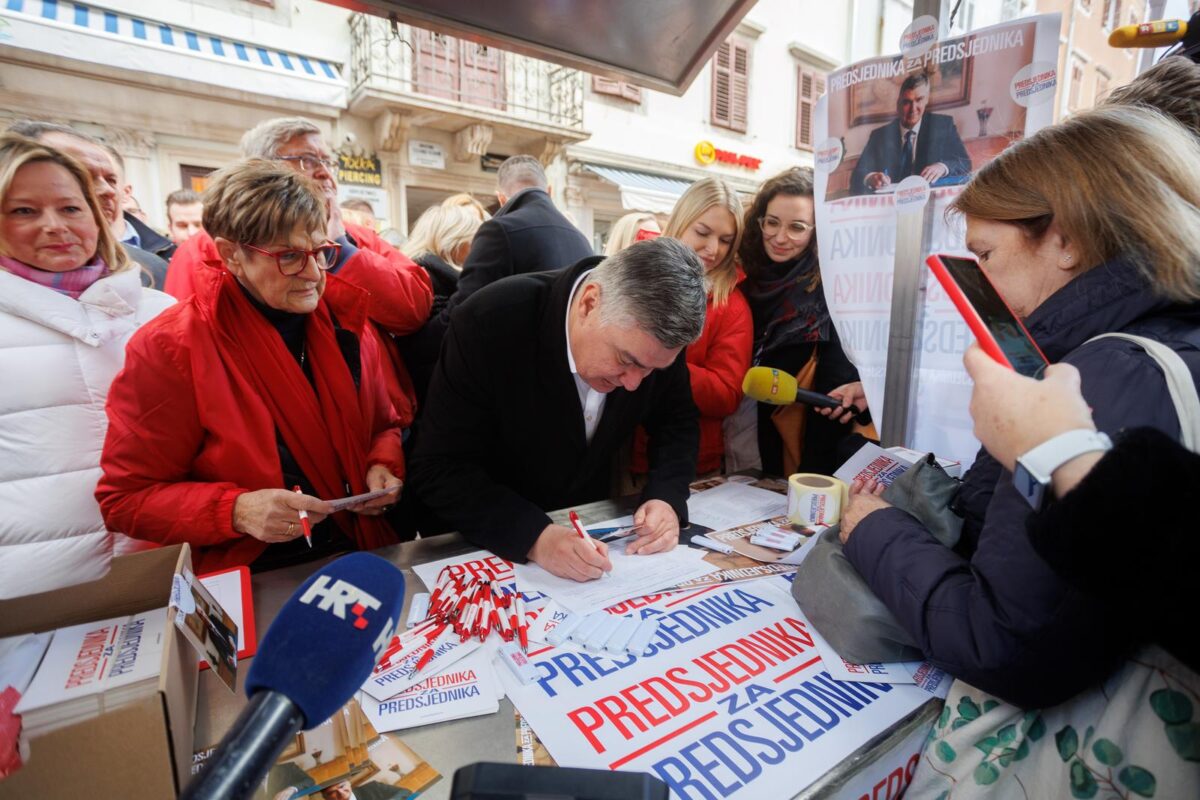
xmin=925 ymin=254 xmax=1049 ymax=371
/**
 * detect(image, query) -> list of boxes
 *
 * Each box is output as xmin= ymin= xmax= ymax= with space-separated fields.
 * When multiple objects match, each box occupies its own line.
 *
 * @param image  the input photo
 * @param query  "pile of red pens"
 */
xmin=394 ymin=566 xmax=529 ymax=674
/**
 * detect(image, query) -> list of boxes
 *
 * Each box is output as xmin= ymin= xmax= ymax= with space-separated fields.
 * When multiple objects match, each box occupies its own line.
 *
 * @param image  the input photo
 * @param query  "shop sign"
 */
xmin=694 ymin=140 xmax=762 ymax=170
xmin=337 ymin=153 xmax=383 ymax=187
xmin=408 ymin=140 xmax=446 ymax=170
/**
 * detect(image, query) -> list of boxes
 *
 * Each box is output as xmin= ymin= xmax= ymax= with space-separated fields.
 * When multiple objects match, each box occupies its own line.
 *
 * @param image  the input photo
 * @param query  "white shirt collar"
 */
xmin=901 ymin=119 xmax=922 ymax=139
xmin=564 ymin=268 xmax=593 ymax=375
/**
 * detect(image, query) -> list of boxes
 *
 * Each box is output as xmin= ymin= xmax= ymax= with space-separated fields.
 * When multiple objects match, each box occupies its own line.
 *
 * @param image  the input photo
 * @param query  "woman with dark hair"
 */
xmin=728 ymin=166 xmax=866 ymax=476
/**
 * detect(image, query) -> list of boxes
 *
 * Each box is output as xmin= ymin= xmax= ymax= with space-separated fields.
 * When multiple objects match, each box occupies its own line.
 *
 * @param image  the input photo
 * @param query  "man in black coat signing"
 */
xmin=409 ymin=239 xmax=706 ymax=582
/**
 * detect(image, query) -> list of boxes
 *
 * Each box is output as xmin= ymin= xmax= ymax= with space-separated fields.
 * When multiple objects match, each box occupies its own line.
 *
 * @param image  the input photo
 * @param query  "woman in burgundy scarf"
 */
xmin=728 ymin=167 xmax=869 ymax=476
xmin=97 ymin=161 xmax=404 ymax=573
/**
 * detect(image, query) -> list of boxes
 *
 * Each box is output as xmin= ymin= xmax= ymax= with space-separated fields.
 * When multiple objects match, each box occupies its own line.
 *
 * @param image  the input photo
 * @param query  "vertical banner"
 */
xmin=813 ymin=15 xmax=1061 ymax=465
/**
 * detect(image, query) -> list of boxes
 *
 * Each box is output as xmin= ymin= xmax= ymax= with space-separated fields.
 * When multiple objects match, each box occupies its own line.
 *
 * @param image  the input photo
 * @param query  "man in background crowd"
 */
xmin=165 ymin=189 xmax=204 ymax=244
xmin=422 ymin=154 xmax=592 ymax=347
xmin=102 ymin=143 xmax=177 ymax=263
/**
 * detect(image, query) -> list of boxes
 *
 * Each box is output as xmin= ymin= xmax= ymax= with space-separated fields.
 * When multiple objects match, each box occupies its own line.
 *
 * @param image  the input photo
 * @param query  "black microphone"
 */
xmin=181 ymin=553 xmax=405 ymax=800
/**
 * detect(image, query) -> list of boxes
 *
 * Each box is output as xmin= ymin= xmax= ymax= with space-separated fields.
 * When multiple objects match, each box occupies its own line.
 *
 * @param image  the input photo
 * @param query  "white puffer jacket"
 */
xmin=0 ymin=267 xmax=174 ymax=599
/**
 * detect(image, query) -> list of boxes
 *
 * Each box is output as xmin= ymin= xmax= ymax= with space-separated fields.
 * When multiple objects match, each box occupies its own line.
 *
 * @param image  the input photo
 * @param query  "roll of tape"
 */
xmin=787 ymin=473 xmax=847 ymax=527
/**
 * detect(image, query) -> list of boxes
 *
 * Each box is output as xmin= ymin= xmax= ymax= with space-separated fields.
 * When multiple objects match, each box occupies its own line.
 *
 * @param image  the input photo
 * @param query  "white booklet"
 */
xmin=15 ymin=607 xmax=168 ymax=715
xmin=359 ymin=649 xmax=499 ymax=731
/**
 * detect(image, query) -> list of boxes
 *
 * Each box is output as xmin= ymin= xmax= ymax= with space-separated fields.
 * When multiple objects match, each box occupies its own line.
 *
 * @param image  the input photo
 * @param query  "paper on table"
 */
xmin=832 ymin=442 xmax=911 ymax=488
xmin=807 ymin=617 xmax=950 ymax=697
xmin=362 ymin=634 xmax=482 ymax=702
xmin=360 ymin=648 xmax=499 ymax=731
xmin=685 ymin=482 xmax=788 ymax=532
xmin=513 ymin=539 xmax=717 ymax=615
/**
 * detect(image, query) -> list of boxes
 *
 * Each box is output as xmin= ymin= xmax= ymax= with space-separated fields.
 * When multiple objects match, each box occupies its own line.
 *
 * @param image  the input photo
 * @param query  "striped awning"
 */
xmin=583 ymin=164 xmax=693 ymax=214
xmin=1 ymin=0 xmax=347 ymax=107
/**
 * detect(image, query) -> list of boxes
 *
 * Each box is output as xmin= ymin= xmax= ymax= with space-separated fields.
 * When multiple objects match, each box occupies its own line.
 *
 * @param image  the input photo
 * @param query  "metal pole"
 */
xmin=879 ymin=0 xmax=944 ymax=447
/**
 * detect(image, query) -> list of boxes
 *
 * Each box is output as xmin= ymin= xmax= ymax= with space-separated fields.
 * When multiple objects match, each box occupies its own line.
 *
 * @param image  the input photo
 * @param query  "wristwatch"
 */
xmin=1013 ymin=429 xmax=1112 ymax=510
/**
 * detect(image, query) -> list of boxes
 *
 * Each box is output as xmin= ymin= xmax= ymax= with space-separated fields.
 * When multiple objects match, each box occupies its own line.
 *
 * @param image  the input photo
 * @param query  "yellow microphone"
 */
xmin=1108 ymin=18 xmax=1188 ymax=48
xmin=742 ymin=366 xmax=872 ymax=423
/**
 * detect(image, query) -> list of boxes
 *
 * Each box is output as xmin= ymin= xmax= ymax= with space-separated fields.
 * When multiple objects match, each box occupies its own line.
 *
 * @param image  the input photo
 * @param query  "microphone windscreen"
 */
xmin=742 ymin=366 xmax=798 ymax=405
xmin=246 ymin=552 xmax=404 ymax=728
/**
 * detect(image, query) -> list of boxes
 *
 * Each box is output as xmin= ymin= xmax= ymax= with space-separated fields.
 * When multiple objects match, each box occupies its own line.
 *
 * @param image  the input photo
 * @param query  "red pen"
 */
xmin=569 ymin=509 xmax=610 ymax=577
xmin=292 ymin=485 xmax=313 ymax=548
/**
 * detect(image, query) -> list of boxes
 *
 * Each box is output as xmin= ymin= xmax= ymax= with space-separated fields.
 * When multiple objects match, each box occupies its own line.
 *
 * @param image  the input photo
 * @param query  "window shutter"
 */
xmin=730 ymin=40 xmax=750 ymax=132
xmin=711 ymin=41 xmax=733 ymax=128
xmin=795 ymin=67 xmax=826 ymax=150
xmin=592 ymin=74 xmax=643 ymax=104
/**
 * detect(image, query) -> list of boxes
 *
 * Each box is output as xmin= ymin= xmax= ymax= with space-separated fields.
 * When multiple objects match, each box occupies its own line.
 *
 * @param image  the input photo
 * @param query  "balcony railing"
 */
xmin=349 ymin=15 xmax=584 ymax=131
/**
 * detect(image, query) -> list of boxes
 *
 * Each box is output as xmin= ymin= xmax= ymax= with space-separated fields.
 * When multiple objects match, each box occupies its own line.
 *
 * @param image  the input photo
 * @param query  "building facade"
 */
xmin=2 ymin=0 xmax=1142 ymax=245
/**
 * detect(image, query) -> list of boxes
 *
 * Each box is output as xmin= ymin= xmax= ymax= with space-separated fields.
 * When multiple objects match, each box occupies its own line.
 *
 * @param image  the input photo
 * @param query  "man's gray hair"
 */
xmin=240 ymin=117 xmax=322 ymax=159
xmin=589 ymin=237 xmax=707 ymax=349
xmin=7 ymin=119 xmax=97 ymax=144
xmin=497 ymin=154 xmax=548 ymax=195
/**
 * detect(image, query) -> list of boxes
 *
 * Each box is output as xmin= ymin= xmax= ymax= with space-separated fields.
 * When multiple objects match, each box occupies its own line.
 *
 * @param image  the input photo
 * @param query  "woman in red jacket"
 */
xmin=634 ymin=178 xmax=752 ymax=476
xmin=96 ymin=161 xmax=405 ymax=573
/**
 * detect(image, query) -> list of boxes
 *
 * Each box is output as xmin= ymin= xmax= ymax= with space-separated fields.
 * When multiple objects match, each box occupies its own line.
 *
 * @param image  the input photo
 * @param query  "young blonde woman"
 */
xmin=633 ymin=177 xmax=751 ymax=476
xmin=0 ymin=134 xmax=173 ymax=598
xmin=603 ymin=211 xmax=661 ymax=256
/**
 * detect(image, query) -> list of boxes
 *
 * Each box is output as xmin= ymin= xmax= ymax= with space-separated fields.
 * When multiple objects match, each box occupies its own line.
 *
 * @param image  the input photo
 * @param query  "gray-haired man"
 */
xmin=409 ymin=238 xmax=706 ymax=581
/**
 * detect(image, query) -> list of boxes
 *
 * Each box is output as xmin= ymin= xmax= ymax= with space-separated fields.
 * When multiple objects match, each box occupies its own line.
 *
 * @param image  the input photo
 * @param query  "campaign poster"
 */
xmin=813 ymin=15 xmax=1061 ymax=465
xmin=499 ymin=581 xmax=931 ymax=799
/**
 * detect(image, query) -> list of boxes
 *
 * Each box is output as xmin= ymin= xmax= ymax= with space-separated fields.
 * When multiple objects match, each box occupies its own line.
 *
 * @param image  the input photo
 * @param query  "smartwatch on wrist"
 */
xmin=1013 ymin=429 xmax=1112 ymax=510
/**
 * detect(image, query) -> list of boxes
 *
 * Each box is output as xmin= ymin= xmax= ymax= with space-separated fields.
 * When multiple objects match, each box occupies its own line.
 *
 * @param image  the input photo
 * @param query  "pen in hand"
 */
xmin=569 ymin=510 xmax=611 ymax=577
xmin=292 ymin=485 xmax=314 ymax=548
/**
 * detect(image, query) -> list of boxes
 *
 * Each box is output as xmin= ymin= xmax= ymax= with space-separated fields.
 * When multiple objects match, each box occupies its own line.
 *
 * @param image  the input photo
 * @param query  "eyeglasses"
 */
xmin=758 ymin=215 xmax=814 ymax=242
xmin=276 ymin=154 xmax=337 ymax=173
xmin=241 ymin=242 xmax=340 ymax=276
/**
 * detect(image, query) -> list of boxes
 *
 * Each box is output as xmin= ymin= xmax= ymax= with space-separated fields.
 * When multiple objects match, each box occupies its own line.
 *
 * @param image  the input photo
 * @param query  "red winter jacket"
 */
xmin=163 ymin=224 xmax=432 ymax=425
xmin=633 ymin=284 xmax=753 ymax=475
xmin=96 ymin=270 xmax=404 ymax=574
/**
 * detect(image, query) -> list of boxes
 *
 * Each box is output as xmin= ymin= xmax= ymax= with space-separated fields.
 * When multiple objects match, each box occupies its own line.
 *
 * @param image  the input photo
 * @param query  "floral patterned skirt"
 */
xmin=905 ymin=645 xmax=1200 ymax=799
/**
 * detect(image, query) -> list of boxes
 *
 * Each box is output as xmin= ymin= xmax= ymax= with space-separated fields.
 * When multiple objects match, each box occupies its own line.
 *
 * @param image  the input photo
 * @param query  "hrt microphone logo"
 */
xmin=299 ymin=576 xmax=381 ymax=630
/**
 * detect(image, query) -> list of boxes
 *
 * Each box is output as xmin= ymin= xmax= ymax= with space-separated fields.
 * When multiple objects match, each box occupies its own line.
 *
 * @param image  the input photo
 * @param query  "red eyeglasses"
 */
xmin=241 ymin=242 xmax=341 ymax=276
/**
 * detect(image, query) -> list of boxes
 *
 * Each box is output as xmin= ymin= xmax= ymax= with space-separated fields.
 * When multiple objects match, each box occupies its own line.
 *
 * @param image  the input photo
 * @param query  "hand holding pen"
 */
xmin=528 ymin=518 xmax=612 ymax=582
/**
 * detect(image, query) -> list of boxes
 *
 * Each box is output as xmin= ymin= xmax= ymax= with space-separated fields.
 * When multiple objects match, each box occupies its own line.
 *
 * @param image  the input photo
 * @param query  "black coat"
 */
xmin=1027 ymin=426 xmax=1199 ymax=674
xmin=844 ymin=257 xmax=1200 ymax=708
xmin=434 ymin=188 xmax=592 ymax=328
xmin=395 ymin=253 xmax=462 ymax=407
xmin=408 ymin=257 xmax=700 ymax=561
xmin=126 ymin=211 xmax=177 ymax=262
xmin=849 ymin=113 xmax=971 ymax=195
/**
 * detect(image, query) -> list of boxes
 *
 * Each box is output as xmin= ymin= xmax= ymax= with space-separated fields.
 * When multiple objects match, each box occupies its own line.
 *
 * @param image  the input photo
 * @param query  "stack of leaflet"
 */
xmin=14 ymin=608 xmax=169 ymax=739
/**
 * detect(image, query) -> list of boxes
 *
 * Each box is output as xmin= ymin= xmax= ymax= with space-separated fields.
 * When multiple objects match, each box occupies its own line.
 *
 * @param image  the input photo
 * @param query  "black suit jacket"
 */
xmin=126 ymin=211 xmax=177 ymax=262
xmin=409 ymin=257 xmax=700 ymax=561
xmin=436 ymin=188 xmax=592 ymax=325
xmin=849 ymin=113 xmax=971 ymax=195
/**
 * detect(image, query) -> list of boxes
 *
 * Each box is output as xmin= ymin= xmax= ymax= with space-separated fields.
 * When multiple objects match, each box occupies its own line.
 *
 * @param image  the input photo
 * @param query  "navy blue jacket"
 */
xmin=845 ymin=258 xmax=1200 ymax=708
xmin=849 ymin=113 xmax=971 ymax=195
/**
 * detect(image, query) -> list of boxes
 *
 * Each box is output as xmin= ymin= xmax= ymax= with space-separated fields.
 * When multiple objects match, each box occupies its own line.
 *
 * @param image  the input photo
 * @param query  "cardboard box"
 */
xmin=0 ymin=544 xmax=198 ymax=799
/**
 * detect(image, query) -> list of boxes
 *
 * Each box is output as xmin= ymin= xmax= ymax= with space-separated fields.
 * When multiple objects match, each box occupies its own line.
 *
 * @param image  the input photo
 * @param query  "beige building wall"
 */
xmin=1034 ymin=0 xmax=1147 ymax=117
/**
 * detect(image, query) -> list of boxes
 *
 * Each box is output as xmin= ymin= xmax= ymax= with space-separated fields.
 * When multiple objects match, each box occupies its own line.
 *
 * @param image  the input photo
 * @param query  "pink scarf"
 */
xmin=1 ymin=255 xmax=109 ymax=299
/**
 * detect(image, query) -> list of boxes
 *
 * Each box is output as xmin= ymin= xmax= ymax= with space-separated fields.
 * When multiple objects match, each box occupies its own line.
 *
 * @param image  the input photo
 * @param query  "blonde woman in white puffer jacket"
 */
xmin=0 ymin=133 xmax=173 ymax=599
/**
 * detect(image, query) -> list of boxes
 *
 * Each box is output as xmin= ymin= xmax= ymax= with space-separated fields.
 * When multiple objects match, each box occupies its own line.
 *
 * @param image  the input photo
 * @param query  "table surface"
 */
xmin=192 ymin=499 xmax=940 ymax=800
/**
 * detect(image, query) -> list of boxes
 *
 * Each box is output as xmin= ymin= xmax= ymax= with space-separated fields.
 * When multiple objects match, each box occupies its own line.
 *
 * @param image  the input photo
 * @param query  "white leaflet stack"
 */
xmin=14 ymin=608 xmax=169 ymax=738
